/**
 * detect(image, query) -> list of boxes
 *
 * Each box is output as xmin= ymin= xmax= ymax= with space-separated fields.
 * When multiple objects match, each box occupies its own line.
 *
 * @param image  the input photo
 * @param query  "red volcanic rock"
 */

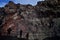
xmin=1 ymin=12 xmax=27 ymax=36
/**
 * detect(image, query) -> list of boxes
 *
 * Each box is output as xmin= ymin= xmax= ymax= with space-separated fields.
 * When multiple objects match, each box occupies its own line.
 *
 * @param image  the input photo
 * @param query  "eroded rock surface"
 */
xmin=0 ymin=0 xmax=60 ymax=40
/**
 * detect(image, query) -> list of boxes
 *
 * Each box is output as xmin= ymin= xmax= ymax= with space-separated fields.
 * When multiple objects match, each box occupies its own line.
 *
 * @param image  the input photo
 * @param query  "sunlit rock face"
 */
xmin=0 ymin=0 xmax=60 ymax=40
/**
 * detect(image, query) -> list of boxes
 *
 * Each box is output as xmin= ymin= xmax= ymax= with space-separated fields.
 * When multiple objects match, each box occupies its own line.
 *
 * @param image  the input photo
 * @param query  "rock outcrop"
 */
xmin=0 ymin=0 xmax=60 ymax=40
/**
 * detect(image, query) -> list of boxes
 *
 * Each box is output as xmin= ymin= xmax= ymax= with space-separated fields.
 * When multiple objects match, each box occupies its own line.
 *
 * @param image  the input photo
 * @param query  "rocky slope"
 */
xmin=0 ymin=0 xmax=60 ymax=40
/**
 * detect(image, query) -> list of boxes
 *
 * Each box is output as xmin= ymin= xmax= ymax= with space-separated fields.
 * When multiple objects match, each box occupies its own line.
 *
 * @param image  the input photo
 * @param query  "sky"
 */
xmin=0 ymin=0 xmax=44 ymax=7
